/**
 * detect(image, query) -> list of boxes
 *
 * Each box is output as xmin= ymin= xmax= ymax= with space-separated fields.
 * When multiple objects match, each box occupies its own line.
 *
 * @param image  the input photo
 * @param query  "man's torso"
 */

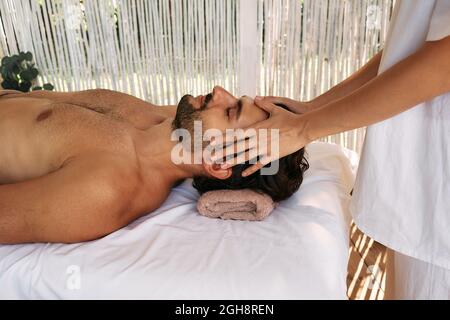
xmin=0 ymin=89 xmax=168 ymax=184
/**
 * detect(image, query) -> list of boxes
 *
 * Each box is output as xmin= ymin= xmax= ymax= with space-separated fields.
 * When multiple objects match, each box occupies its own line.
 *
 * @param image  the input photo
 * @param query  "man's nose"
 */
xmin=212 ymin=86 xmax=236 ymax=106
xmin=212 ymin=86 xmax=227 ymax=98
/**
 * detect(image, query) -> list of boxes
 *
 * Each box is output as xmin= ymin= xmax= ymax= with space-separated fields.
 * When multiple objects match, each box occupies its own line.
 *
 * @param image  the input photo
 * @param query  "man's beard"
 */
xmin=172 ymin=93 xmax=212 ymax=130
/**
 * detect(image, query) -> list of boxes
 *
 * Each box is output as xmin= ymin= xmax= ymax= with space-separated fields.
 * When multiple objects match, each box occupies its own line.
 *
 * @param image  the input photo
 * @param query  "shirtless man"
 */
xmin=0 ymin=86 xmax=307 ymax=244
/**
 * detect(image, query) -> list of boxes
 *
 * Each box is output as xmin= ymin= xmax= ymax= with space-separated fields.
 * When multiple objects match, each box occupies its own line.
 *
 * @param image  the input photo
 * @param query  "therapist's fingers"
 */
xmin=257 ymin=95 xmax=311 ymax=114
xmin=210 ymin=128 xmax=277 ymax=169
xmin=211 ymin=129 xmax=257 ymax=151
xmin=217 ymin=136 xmax=277 ymax=174
xmin=241 ymin=156 xmax=273 ymax=177
xmin=219 ymin=147 xmax=260 ymax=169
xmin=254 ymin=97 xmax=278 ymax=114
xmin=258 ymin=95 xmax=293 ymax=107
xmin=211 ymin=137 xmax=255 ymax=164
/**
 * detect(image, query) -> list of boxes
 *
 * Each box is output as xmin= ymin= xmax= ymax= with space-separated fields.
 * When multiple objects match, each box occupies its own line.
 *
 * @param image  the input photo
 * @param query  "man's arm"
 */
xmin=0 ymin=155 xmax=141 ymax=244
xmin=303 ymin=36 xmax=450 ymax=141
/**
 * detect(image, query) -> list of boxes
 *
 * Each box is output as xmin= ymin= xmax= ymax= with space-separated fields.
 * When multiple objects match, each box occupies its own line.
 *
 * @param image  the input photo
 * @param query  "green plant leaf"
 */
xmin=43 ymin=83 xmax=54 ymax=91
xmin=19 ymin=69 xmax=33 ymax=81
xmin=1 ymin=79 xmax=20 ymax=90
xmin=2 ymin=52 xmax=45 ymax=92
xmin=12 ymin=64 xmax=20 ymax=75
xmin=24 ymin=52 xmax=33 ymax=61
xmin=0 ymin=66 xmax=8 ymax=79
xmin=1 ymin=65 xmax=13 ymax=78
xmin=30 ymin=67 xmax=39 ymax=78
xmin=3 ymin=71 xmax=13 ymax=81
xmin=10 ymin=54 xmax=19 ymax=64
xmin=19 ymin=81 xmax=32 ymax=92
xmin=1 ymin=56 xmax=11 ymax=66
xmin=18 ymin=52 xmax=27 ymax=61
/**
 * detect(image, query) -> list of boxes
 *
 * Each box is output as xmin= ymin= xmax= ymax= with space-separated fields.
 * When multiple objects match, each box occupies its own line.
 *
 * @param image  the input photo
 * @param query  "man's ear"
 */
xmin=202 ymin=163 xmax=232 ymax=180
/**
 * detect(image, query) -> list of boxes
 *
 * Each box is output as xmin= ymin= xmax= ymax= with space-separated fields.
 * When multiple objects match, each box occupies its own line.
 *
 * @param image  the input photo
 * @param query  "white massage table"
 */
xmin=0 ymin=142 xmax=358 ymax=299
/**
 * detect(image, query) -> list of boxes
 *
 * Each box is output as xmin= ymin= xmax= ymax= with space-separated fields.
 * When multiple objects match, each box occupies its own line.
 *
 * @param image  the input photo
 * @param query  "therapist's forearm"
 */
xmin=303 ymin=37 xmax=450 ymax=141
xmin=309 ymin=50 xmax=383 ymax=108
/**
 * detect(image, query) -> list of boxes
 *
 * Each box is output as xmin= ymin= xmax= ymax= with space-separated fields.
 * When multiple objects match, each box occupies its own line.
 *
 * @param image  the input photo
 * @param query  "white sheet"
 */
xmin=0 ymin=142 xmax=358 ymax=299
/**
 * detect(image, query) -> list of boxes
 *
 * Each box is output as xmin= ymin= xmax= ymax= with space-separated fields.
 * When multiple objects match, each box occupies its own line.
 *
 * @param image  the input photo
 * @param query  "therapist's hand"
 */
xmin=257 ymin=95 xmax=315 ymax=114
xmin=211 ymin=97 xmax=311 ymax=177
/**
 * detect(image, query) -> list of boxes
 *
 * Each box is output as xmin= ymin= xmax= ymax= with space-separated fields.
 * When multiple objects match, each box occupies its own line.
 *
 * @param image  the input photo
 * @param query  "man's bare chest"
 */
xmin=0 ymin=95 xmax=161 ymax=184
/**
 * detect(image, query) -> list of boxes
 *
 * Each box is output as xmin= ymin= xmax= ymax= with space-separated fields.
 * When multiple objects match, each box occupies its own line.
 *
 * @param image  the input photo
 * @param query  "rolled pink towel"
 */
xmin=197 ymin=189 xmax=275 ymax=221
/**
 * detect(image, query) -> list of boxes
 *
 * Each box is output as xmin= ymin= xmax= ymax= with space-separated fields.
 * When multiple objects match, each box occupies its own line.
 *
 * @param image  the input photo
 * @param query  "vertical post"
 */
xmin=238 ymin=0 xmax=258 ymax=97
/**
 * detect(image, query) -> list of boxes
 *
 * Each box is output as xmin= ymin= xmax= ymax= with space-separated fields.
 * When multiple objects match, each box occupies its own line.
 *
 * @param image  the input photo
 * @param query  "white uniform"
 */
xmin=351 ymin=0 xmax=450 ymax=299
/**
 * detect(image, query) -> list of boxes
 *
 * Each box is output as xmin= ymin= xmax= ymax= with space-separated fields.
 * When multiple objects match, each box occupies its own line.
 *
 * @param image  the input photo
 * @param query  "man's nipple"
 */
xmin=36 ymin=109 xmax=53 ymax=122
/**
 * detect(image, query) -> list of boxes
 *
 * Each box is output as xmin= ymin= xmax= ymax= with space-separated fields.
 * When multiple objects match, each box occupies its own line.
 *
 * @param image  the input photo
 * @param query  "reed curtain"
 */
xmin=0 ymin=0 xmax=395 ymax=153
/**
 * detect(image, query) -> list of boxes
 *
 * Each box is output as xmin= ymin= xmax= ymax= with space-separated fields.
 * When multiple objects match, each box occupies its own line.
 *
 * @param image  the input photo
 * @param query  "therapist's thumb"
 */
xmin=260 ymin=95 xmax=291 ymax=105
xmin=254 ymin=97 xmax=277 ymax=114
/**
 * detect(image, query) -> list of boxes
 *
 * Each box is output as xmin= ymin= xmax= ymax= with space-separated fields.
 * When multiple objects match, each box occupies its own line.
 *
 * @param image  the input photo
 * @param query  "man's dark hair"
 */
xmin=192 ymin=149 xmax=309 ymax=202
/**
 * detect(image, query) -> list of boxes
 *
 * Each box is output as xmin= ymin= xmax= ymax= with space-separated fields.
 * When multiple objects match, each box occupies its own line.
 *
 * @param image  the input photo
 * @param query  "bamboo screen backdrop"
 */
xmin=0 ymin=0 xmax=395 ymax=153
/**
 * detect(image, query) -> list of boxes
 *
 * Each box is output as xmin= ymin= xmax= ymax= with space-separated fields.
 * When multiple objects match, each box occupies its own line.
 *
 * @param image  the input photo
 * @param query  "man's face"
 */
xmin=175 ymin=86 xmax=268 ymax=132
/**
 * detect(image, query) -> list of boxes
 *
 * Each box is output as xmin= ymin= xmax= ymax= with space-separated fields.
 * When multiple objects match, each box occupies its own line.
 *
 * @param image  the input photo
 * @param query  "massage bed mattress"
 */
xmin=0 ymin=142 xmax=358 ymax=299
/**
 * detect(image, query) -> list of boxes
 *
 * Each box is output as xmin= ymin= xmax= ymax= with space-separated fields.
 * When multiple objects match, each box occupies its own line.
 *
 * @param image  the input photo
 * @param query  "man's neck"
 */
xmin=133 ymin=118 xmax=204 ymax=185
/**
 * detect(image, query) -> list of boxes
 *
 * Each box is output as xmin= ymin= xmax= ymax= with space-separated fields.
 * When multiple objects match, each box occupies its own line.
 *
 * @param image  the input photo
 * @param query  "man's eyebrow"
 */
xmin=236 ymin=99 xmax=243 ymax=120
